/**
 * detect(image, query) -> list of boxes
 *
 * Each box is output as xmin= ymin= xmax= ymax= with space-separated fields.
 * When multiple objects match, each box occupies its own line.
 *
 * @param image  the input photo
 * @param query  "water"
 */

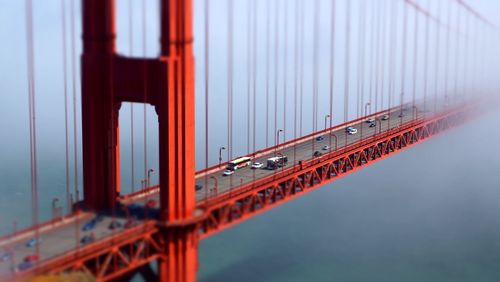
xmin=197 ymin=108 xmax=500 ymax=282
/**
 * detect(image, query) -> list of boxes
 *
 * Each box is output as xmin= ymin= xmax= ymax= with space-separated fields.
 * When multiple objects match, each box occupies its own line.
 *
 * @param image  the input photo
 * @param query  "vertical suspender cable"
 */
xmin=312 ymin=0 xmax=320 ymax=152
xmin=433 ymin=0 xmax=441 ymax=113
xmin=399 ymin=1 xmax=408 ymax=125
xmin=274 ymin=0 xmax=279 ymax=147
xmin=313 ymin=0 xmax=319 ymax=140
xmin=205 ymin=0 xmax=210 ymax=193
xmin=70 ymin=0 xmax=79 ymax=203
xmin=252 ymin=0 xmax=257 ymax=181
xmin=264 ymin=0 xmax=269 ymax=148
xmin=463 ymin=12 xmax=469 ymax=100
xmin=227 ymin=0 xmax=233 ymax=161
xmin=443 ymin=0 xmax=451 ymax=107
xmin=388 ymin=0 xmax=397 ymax=119
xmin=343 ymin=0 xmax=350 ymax=125
xmin=283 ymin=0 xmax=288 ymax=142
xmin=423 ymin=0 xmax=430 ymax=114
xmin=246 ymin=0 xmax=251 ymax=154
xmin=368 ymin=1 xmax=375 ymax=115
xmin=70 ymin=0 xmax=81 ymax=252
xmin=453 ymin=3 xmax=460 ymax=104
xmin=411 ymin=1 xmax=419 ymax=120
xmin=374 ymin=1 xmax=381 ymax=115
xmin=299 ymin=0 xmax=304 ymax=136
xmin=61 ymin=0 xmax=71 ymax=213
xmin=129 ymin=0 xmax=135 ymax=193
xmin=293 ymin=0 xmax=299 ymax=162
xmin=328 ymin=0 xmax=336 ymax=148
xmin=379 ymin=0 xmax=387 ymax=130
xmin=25 ymin=0 xmax=40 ymax=262
xmin=141 ymin=0 xmax=148 ymax=189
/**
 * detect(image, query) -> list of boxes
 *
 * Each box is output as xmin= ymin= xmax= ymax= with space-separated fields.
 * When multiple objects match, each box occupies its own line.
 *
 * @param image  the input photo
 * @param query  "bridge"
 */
xmin=0 ymin=0 xmax=498 ymax=281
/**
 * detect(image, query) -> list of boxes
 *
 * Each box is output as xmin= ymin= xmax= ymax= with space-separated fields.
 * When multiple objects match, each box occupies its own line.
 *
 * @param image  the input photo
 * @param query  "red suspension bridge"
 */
xmin=0 ymin=0 xmax=498 ymax=281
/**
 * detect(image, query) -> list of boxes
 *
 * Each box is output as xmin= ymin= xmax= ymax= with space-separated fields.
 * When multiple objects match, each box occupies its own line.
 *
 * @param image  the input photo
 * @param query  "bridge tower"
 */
xmin=81 ymin=0 xmax=197 ymax=280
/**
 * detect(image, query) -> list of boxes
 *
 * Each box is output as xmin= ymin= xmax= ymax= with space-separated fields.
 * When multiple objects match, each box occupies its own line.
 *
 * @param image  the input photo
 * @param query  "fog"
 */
xmin=1 ymin=0 xmax=500 ymax=280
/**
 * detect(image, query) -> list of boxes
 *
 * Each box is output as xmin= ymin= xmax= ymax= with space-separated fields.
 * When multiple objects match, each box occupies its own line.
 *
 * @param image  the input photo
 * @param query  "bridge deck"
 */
xmin=0 ymin=103 xmax=452 ymax=277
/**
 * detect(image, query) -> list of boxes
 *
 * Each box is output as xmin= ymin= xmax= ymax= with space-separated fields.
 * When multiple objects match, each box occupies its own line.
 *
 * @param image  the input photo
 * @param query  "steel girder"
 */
xmin=198 ymin=109 xmax=468 ymax=238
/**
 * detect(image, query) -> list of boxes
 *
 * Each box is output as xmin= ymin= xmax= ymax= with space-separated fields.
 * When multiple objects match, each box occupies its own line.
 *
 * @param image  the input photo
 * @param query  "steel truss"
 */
xmin=199 ymin=108 xmax=469 ymax=238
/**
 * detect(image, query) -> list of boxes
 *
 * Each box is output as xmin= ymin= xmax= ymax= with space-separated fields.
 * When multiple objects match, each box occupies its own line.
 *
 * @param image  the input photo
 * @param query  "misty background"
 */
xmin=1 ymin=0 xmax=500 ymax=281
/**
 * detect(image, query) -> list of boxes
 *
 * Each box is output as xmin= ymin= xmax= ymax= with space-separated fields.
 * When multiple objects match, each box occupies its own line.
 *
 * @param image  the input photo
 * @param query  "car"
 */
xmin=347 ymin=128 xmax=358 ymax=135
xmin=398 ymin=113 xmax=404 ymax=117
xmin=345 ymin=126 xmax=355 ymax=133
xmin=322 ymin=145 xmax=330 ymax=151
xmin=223 ymin=170 xmax=234 ymax=176
xmin=369 ymin=122 xmax=376 ymax=128
xmin=251 ymin=162 xmax=264 ymax=169
xmin=145 ymin=199 xmax=157 ymax=208
xmin=381 ymin=114 xmax=389 ymax=120
xmin=80 ymin=234 xmax=95 ymax=245
xmin=25 ymin=238 xmax=41 ymax=248
xmin=365 ymin=118 xmax=375 ymax=123
xmin=24 ymin=254 xmax=39 ymax=263
xmin=313 ymin=151 xmax=323 ymax=157
xmin=195 ymin=184 xmax=203 ymax=191
xmin=316 ymin=136 xmax=325 ymax=141
xmin=82 ymin=219 xmax=97 ymax=231
xmin=17 ymin=261 xmax=33 ymax=271
xmin=0 ymin=251 xmax=11 ymax=262
xmin=108 ymin=221 xmax=122 ymax=230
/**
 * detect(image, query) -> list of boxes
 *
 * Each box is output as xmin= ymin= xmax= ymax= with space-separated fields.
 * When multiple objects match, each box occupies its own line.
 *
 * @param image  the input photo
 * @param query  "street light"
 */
xmin=364 ymin=102 xmax=371 ymax=118
xmin=147 ymin=168 xmax=154 ymax=188
xmin=330 ymin=133 xmax=338 ymax=151
xmin=219 ymin=146 xmax=226 ymax=168
xmin=276 ymin=129 xmax=283 ymax=149
xmin=324 ymin=114 xmax=331 ymax=131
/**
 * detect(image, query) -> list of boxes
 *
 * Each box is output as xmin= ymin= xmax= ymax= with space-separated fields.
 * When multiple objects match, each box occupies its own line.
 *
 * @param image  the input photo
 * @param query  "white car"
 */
xmin=381 ymin=114 xmax=389 ymax=120
xmin=223 ymin=170 xmax=234 ymax=176
xmin=365 ymin=118 xmax=375 ymax=123
xmin=322 ymin=145 xmax=330 ymax=151
xmin=347 ymin=128 xmax=358 ymax=135
xmin=345 ymin=126 xmax=355 ymax=133
xmin=251 ymin=162 xmax=264 ymax=169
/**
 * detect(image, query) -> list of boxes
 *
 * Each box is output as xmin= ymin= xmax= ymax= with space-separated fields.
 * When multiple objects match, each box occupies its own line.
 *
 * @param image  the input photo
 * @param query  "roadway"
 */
xmin=0 ymin=103 xmax=443 ymax=277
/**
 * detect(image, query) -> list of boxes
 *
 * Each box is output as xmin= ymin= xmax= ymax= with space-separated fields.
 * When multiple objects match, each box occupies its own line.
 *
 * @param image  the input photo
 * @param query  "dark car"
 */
xmin=80 ymin=234 xmax=95 ymax=245
xmin=316 ymin=136 xmax=324 ymax=141
xmin=82 ymin=219 xmax=97 ymax=231
xmin=313 ymin=151 xmax=322 ymax=157
xmin=195 ymin=184 xmax=203 ymax=191
xmin=25 ymin=238 xmax=41 ymax=248
xmin=369 ymin=122 xmax=376 ymax=128
xmin=108 ymin=220 xmax=122 ymax=230
xmin=17 ymin=261 xmax=33 ymax=271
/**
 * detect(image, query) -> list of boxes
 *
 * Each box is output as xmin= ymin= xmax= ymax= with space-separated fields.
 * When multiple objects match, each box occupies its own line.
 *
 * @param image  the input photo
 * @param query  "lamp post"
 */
xmin=362 ymin=102 xmax=371 ymax=141
xmin=218 ymin=146 xmax=226 ymax=168
xmin=364 ymin=102 xmax=371 ymax=118
xmin=147 ymin=168 xmax=154 ymax=188
xmin=330 ymin=133 xmax=338 ymax=151
xmin=276 ymin=129 xmax=283 ymax=155
xmin=324 ymin=114 xmax=331 ymax=131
